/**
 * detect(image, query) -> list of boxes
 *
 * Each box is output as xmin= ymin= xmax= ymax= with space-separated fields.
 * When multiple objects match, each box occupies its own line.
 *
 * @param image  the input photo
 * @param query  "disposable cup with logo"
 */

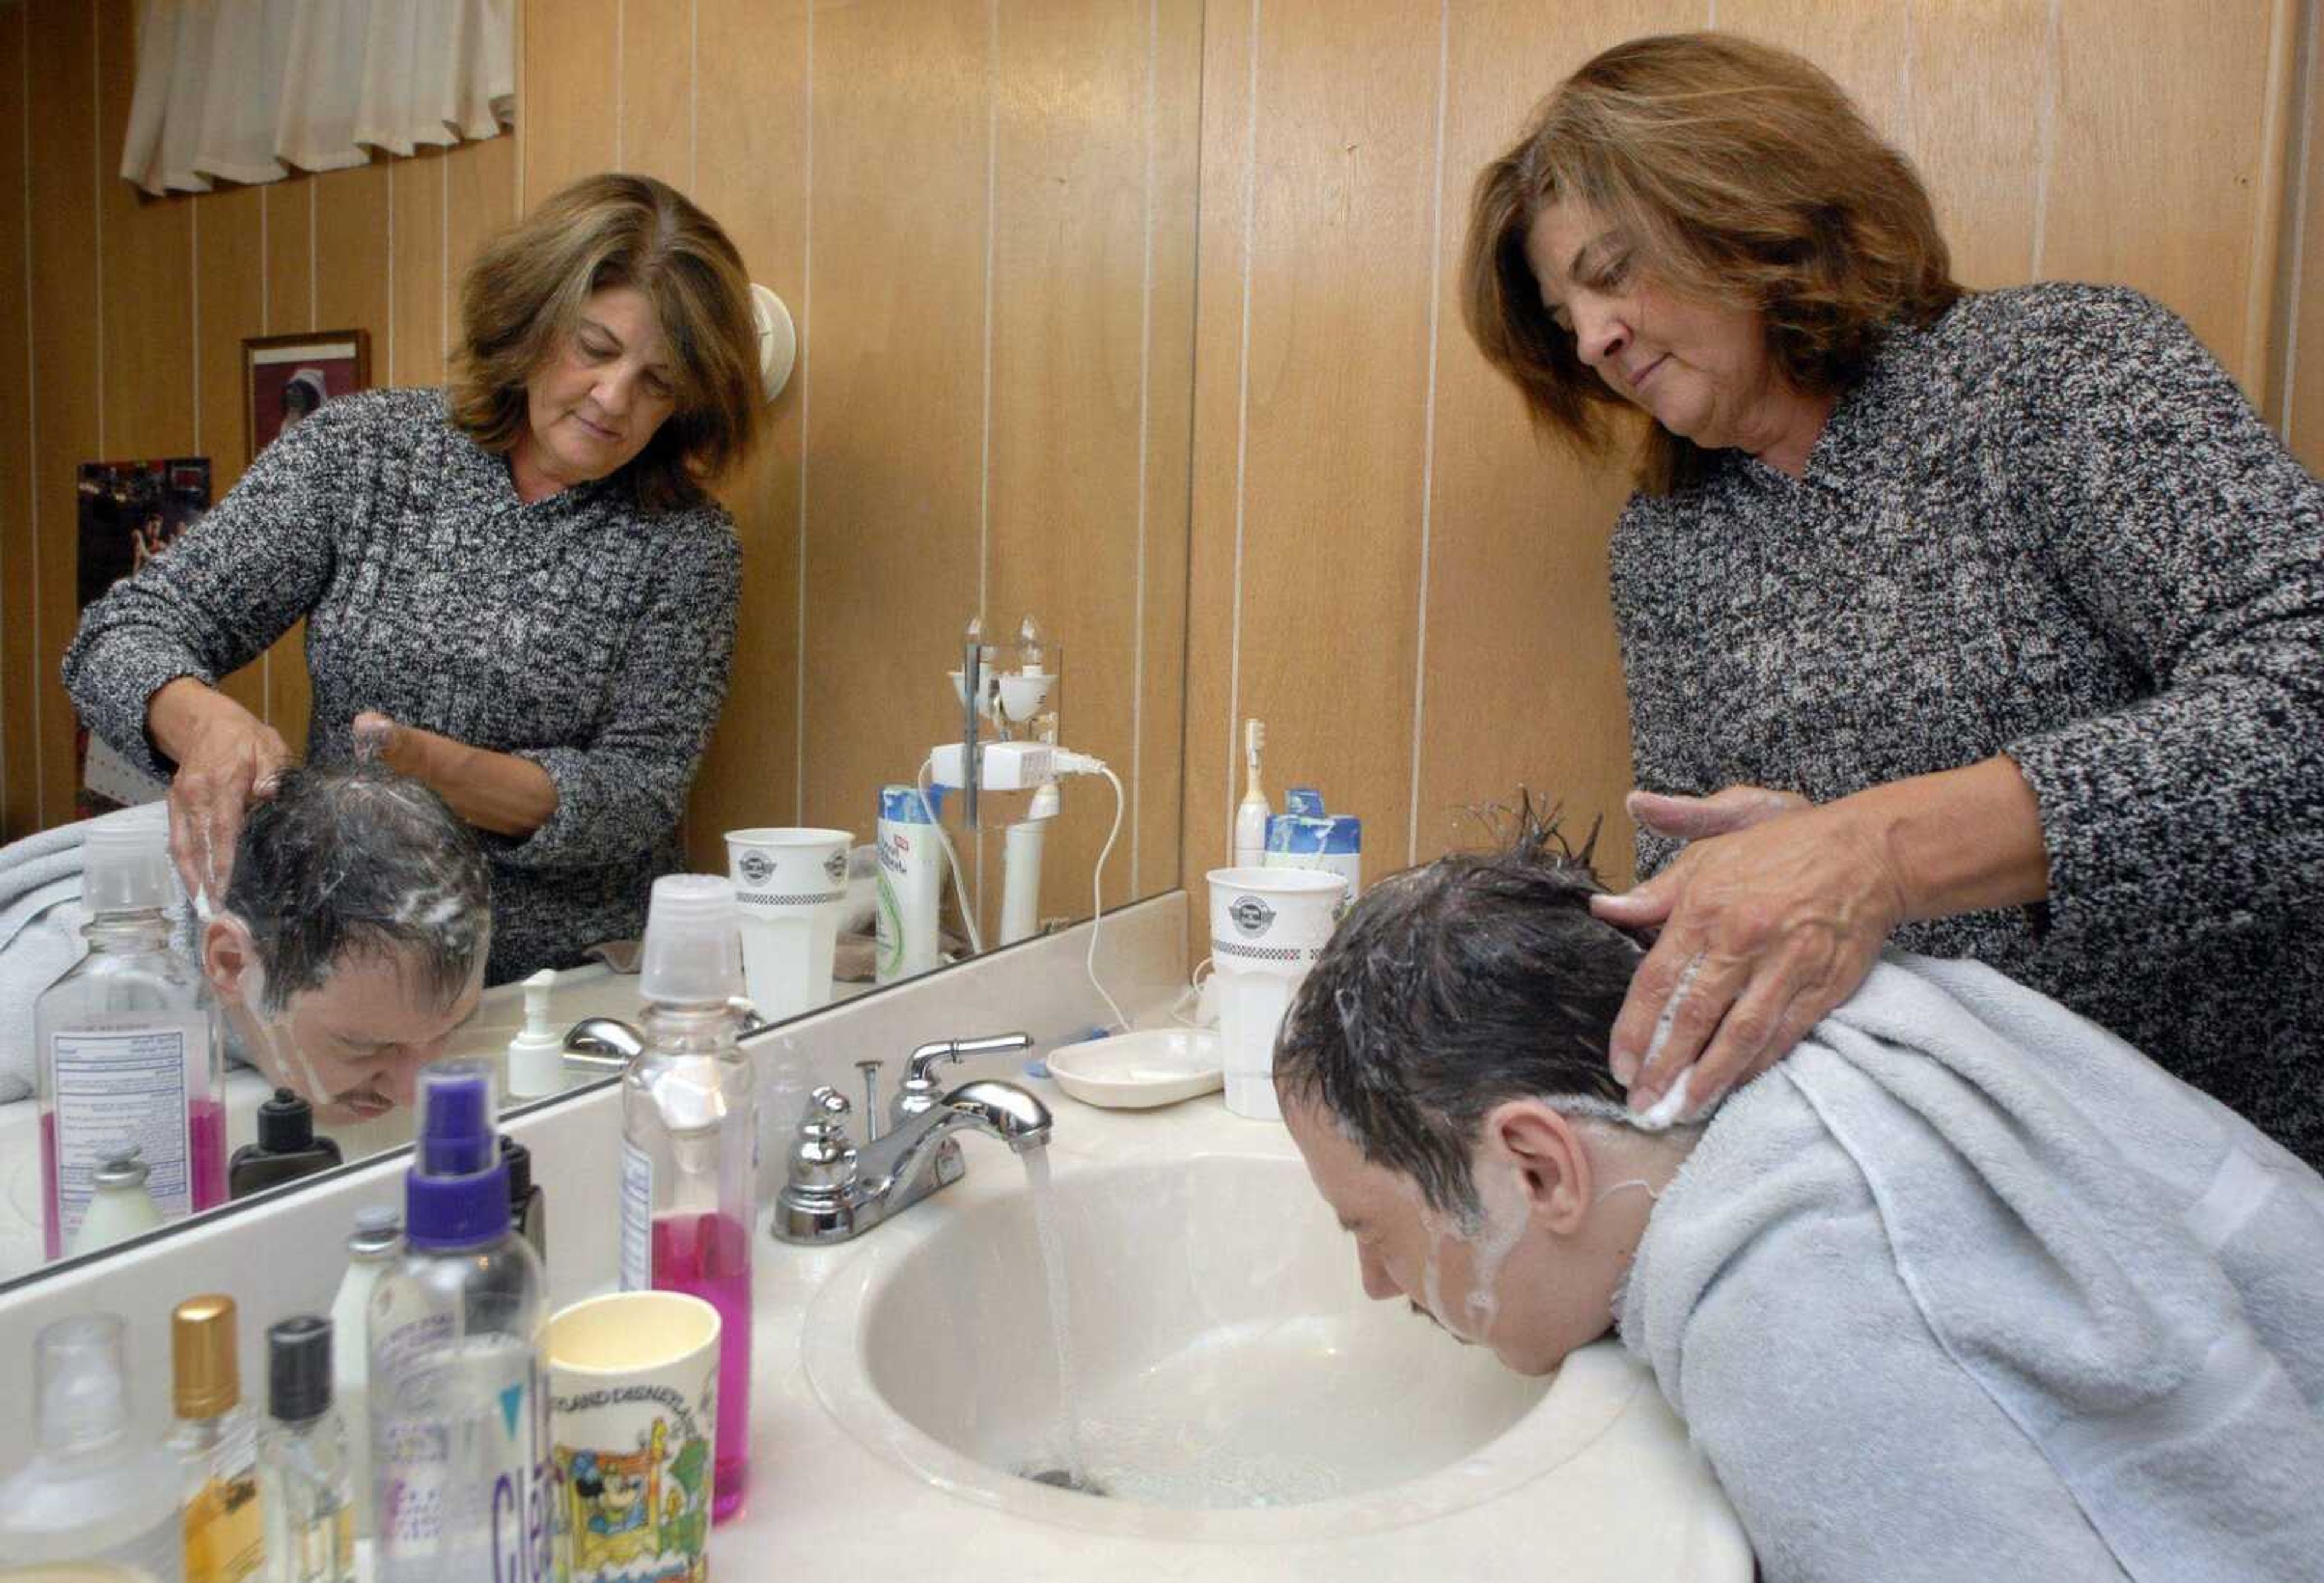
xmin=1204 ymin=866 xmax=1347 ymax=1121
xmin=724 ymin=828 xmax=853 ymax=1021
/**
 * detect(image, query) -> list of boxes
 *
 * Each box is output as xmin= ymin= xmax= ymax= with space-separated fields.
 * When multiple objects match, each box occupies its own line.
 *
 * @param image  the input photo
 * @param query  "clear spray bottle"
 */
xmin=619 ymin=873 xmax=757 ymax=1524
xmin=367 ymin=1061 xmax=553 ymax=1583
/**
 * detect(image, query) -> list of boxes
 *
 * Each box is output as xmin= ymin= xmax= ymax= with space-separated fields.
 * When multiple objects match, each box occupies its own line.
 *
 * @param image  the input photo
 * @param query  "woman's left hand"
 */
xmin=352 ymin=710 xmax=557 ymax=837
xmin=1589 ymin=792 xmax=1909 ymax=1119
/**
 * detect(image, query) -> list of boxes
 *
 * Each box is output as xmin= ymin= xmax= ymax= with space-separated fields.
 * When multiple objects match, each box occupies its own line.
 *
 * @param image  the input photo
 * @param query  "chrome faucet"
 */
xmin=561 ymin=1001 xmax=771 ymax=1075
xmin=772 ymin=1032 xmax=1049 ymax=1245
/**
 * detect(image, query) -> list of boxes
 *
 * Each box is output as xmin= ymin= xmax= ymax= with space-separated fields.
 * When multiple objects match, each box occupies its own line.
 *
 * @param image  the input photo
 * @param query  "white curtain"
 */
xmin=120 ymin=0 xmax=515 ymax=195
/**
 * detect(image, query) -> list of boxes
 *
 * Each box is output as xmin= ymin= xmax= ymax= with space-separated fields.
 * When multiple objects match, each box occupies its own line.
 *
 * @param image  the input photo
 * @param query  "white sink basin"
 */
xmin=804 ymin=1152 xmax=1663 ymax=1541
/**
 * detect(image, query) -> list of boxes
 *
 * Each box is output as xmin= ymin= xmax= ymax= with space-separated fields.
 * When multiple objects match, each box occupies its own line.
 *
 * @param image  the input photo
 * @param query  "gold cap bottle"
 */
xmin=172 ymin=1293 xmax=241 ymax=1419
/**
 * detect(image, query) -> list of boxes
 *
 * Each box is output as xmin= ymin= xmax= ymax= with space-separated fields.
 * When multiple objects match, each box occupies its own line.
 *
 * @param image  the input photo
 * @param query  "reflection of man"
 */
xmin=202 ymin=764 xmax=490 ymax=1122
xmin=1275 ymin=809 xmax=2324 ymax=1582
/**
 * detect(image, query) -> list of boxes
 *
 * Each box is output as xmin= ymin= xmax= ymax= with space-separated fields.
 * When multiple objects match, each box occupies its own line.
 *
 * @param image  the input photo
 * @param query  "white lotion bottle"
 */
xmin=329 ymin=1206 xmax=399 ymax=1544
xmin=1232 ymin=718 xmax=1271 ymax=868
xmin=67 ymin=1143 xmax=166 ymax=1256
xmin=0 ymin=1313 xmax=186 ymax=1577
xmin=504 ymin=969 xmax=563 ymax=1098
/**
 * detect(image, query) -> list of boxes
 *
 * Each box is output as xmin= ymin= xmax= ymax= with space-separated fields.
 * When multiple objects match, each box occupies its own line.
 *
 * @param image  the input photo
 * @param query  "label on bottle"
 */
xmin=373 ymin=1327 xmax=553 ymax=1583
xmin=184 ymin=1455 xmax=266 ymax=1583
xmin=49 ymin=1024 xmax=194 ymax=1241
xmin=619 ymin=1138 xmax=654 ymax=1291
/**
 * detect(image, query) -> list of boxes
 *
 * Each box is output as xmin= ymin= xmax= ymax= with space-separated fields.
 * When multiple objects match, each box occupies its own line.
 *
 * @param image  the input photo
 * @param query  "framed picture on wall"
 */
xmin=243 ymin=329 xmax=371 ymax=462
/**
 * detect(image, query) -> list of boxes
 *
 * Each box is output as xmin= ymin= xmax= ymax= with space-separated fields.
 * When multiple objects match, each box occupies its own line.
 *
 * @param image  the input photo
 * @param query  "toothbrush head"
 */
xmin=1244 ymin=718 xmax=1265 ymax=764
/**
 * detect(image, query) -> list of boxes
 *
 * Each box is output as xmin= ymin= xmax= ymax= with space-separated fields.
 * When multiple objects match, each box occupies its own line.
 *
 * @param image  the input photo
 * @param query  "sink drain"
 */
xmin=1022 ymin=1466 xmax=1109 ymax=1496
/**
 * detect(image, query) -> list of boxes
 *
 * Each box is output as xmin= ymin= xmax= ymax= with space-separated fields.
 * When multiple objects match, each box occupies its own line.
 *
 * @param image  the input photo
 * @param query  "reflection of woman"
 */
xmin=278 ymin=367 xmax=328 ymax=432
xmin=65 ymin=174 xmax=766 ymax=982
xmin=1462 ymin=35 xmax=2324 ymax=1161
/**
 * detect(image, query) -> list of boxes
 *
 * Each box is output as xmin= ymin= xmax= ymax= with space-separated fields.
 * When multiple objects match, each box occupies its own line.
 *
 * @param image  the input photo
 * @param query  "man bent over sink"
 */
xmin=1276 ymin=806 xmax=2324 ymax=1583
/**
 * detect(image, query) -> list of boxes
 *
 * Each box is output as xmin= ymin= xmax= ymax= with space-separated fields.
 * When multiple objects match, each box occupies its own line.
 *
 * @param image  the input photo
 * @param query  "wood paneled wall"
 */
xmin=0 ymin=0 xmax=1198 ymax=940
xmin=10 ymin=0 xmax=2324 ymax=957
xmin=1179 ymin=0 xmax=2319 ymax=931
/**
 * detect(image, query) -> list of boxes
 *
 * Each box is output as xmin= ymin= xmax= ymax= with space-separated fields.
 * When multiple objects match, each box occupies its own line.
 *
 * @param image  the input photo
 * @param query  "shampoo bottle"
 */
xmin=876 ymin=784 xmax=945 ymax=983
xmin=620 ymin=873 xmax=757 ymax=1523
xmin=169 ymin=1294 xmax=265 ymax=1583
xmin=367 ymin=1061 xmax=553 ymax=1583
xmin=0 ymin=1313 xmax=186 ymax=1578
xmin=37 ymin=811 xmax=225 ymax=1258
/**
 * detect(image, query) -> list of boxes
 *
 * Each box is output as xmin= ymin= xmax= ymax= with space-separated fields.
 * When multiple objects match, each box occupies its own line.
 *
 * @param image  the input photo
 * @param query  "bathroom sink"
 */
xmin=803 ymin=1153 xmax=1646 ymax=1541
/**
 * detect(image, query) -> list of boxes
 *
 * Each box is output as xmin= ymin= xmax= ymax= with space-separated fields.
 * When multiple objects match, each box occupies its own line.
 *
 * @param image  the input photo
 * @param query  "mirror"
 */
xmin=0 ymin=1 xmax=1203 ymax=1290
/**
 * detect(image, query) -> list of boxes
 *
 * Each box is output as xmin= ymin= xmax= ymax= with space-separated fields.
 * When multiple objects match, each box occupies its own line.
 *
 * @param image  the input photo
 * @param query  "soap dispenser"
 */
xmin=0 ymin=1313 xmax=186 ymax=1574
xmin=229 ymin=1088 xmax=344 ymax=1198
xmin=505 ymin=968 xmax=563 ymax=1098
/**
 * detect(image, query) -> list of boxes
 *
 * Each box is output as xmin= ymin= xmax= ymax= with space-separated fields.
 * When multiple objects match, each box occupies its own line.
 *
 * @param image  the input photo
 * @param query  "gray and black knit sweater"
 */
xmin=64 ymin=388 xmax=742 ymax=985
xmin=1610 ymin=283 xmax=2324 ymax=1167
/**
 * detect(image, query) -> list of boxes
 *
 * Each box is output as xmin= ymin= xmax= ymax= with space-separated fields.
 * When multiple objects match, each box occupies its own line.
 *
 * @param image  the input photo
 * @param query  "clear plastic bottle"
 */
xmin=258 ymin=1316 xmax=352 ymax=1583
xmin=37 ymin=810 xmax=226 ymax=1258
xmin=367 ymin=1061 xmax=553 ymax=1583
xmin=620 ymin=873 xmax=757 ymax=1523
xmin=328 ymin=1206 xmax=398 ymax=1546
xmin=170 ymin=1294 xmax=265 ymax=1583
xmin=0 ymin=1313 xmax=186 ymax=1578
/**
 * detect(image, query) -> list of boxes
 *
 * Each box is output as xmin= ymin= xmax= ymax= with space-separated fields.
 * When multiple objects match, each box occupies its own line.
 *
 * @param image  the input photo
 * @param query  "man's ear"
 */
xmin=202 ymin=914 xmax=259 ymax=1009
xmin=1479 ymin=1099 xmax=1595 ymax=1236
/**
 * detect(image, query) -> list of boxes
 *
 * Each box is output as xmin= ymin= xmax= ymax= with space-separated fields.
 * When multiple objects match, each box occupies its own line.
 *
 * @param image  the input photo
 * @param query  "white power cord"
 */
xmin=916 ymin=755 xmax=985 ymax=957
xmin=1058 ymin=752 xmax=1130 ymax=1033
xmin=924 ymin=742 xmax=1129 ymax=1030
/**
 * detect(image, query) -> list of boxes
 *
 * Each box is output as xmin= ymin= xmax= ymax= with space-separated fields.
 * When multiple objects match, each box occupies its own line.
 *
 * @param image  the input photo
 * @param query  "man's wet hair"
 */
xmin=224 ymin=763 xmax=490 ymax=1012
xmin=1274 ymin=796 xmax=1652 ymax=1226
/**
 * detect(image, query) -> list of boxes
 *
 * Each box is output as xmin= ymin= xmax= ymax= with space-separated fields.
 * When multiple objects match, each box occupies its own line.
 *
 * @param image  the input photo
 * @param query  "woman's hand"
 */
xmin=1590 ymin=762 xmax=2050 ymax=1119
xmin=353 ymin=710 xmax=557 ymax=837
xmin=1590 ymin=788 xmax=1907 ymax=1119
xmin=148 ymin=677 xmax=292 ymax=908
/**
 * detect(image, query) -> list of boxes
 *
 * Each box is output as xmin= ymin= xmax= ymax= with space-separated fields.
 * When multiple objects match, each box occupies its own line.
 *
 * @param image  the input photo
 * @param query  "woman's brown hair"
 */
xmin=1460 ymin=33 xmax=1960 ymax=496
xmin=448 ymin=173 xmax=762 ymax=512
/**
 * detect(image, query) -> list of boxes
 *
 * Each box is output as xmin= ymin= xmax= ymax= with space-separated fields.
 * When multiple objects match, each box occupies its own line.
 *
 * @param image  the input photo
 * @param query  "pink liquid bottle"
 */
xmin=619 ymin=874 xmax=758 ymax=1524
xmin=36 ymin=807 xmax=226 ymax=1260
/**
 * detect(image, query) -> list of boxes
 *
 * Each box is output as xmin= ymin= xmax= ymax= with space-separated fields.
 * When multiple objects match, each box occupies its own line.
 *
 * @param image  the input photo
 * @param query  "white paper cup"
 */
xmin=1206 ymin=867 xmax=1346 ymax=1121
xmin=726 ymin=827 xmax=853 ymax=1021
xmin=547 ymin=1291 xmax=721 ymax=1583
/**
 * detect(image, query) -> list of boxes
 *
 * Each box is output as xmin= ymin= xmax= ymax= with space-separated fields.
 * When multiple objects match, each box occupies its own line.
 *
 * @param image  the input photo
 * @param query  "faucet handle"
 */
xmin=894 ymin=1033 xmax=1034 ymax=1123
xmin=789 ymin=1086 xmax=857 ymax=1193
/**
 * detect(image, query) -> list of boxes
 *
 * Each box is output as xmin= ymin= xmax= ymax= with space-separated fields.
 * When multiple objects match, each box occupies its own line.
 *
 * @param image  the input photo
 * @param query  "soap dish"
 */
xmin=1045 ymin=1028 xmax=1224 ymax=1110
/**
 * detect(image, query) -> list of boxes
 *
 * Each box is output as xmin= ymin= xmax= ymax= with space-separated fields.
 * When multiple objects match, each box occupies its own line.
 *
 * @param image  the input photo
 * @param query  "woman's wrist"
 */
xmin=146 ymin=675 xmax=243 ymax=767
xmin=1840 ymin=756 xmax=2050 ymax=922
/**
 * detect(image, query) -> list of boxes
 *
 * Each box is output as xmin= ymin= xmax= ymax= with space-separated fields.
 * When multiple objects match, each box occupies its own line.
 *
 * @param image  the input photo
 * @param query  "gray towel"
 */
xmin=1620 ymin=951 xmax=2324 ymax=1583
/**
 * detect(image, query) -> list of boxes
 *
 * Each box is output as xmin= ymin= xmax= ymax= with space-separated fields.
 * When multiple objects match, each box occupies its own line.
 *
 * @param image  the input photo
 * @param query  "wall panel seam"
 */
xmin=2286 ymin=0 xmax=2320 ymax=443
xmin=1131 ymin=0 xmax=1160 ymax=890
xmin=2031 ymin=0 xmax=2060 ymax=278
xmin=794 ymin=2 xmax=816 ymax=825
xmin=1224 ymin=0 xmax=1261 ymax=862
xmin=977 ymin=0 xmax=999 ymax=624
xmin=1407 ymin=0 xmax=1449 ymax=869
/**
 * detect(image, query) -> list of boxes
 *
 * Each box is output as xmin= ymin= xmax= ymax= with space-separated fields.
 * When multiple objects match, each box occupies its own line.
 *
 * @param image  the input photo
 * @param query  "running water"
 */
xmin=1020 ymin=1151 xmax=1090 ymax=1490
xmin=654 ymin=1210 xmax=753 ymax=1520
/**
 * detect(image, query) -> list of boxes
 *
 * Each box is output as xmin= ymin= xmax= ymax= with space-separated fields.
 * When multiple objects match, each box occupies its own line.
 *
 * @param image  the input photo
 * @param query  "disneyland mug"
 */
xmin=547 ymin=1291 xmax=722 ymax=1583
